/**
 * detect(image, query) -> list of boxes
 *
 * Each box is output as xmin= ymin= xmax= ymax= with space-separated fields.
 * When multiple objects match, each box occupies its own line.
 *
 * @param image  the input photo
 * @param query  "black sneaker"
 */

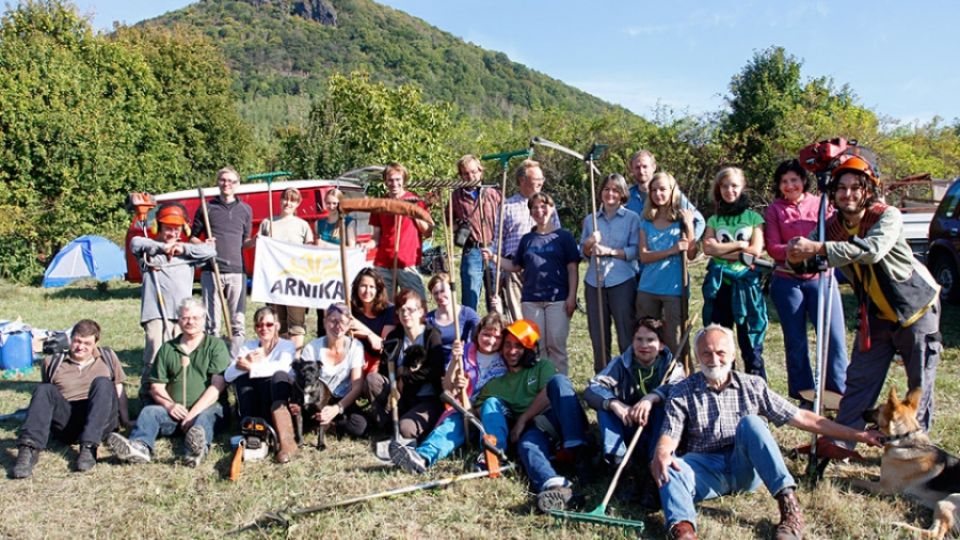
xmin=76 ymin=444 xmax=97 ymax=473
xmin=12 ymin=446 xmax=39 ymax=479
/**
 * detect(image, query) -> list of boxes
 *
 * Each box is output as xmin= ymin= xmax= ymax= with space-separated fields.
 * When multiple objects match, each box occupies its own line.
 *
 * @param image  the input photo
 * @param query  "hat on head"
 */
xmin=505 ymin=319 xmax=540 ymax=350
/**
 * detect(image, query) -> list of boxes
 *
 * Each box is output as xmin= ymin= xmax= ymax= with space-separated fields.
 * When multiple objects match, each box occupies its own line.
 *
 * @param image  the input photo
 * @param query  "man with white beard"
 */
xmin=651 ymin=325 xmax=881 ymax=540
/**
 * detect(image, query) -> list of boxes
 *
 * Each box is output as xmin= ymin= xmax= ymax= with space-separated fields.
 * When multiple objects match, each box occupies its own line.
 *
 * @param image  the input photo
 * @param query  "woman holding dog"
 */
xmin=365 ymin=288 xmax=445 ymax=441
xmin=298 ymin=303 xmax=368 ymax=441
xmin=223 ymin=306 xmax=298 ymax=463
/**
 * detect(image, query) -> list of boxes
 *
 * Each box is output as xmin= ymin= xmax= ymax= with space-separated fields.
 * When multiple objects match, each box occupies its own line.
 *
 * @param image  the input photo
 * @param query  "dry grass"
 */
xmin=0 ymin=259 xmax=957 ymax=539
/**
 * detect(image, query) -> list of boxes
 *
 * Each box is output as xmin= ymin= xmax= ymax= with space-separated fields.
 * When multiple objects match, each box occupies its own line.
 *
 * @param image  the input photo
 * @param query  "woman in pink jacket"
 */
xmin=764 ymin=159 xmax=848 ymax=409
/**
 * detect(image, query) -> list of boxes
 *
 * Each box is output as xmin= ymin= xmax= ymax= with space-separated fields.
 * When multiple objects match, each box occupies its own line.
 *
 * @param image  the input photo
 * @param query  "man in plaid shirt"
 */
xmin=652 ymin=324 xmax=881 ymax=540
xmin=488 ymin=159 xmax=560 ymax=322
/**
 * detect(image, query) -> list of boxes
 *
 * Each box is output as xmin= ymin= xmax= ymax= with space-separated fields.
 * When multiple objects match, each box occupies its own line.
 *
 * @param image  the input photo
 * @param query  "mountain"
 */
xmin=143 ymin=0 xmax=629 ymax=126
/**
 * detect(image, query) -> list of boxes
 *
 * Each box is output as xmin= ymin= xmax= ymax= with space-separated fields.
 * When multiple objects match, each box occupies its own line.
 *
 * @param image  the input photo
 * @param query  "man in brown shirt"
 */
xmin=450 ymin=154 xmax=502 ymax=311
xmin=12 ymin=320 xmax=130 ymax=478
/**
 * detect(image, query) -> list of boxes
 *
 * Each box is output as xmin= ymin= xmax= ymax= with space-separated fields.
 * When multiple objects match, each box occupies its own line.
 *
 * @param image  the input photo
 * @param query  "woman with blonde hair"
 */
xmin=701 ymin=166 xmax=768 ymax=378
xmin=635 ymin=172 xmax=697 ymax=357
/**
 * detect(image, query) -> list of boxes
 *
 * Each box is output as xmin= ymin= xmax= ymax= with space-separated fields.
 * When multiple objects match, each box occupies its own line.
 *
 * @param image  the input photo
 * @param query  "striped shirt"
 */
xmin=661 ymin=371 xmax=799 ymax=454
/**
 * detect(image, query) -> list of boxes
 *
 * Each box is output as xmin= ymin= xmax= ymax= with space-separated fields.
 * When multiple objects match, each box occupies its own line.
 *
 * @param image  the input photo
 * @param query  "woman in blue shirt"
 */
xmin=425 ymin=273 xmax=480 ymax=366
xmin=580 ymin=173 xmax=641 ymax=373
xmin=636 ymin=172 xmax=697 ymax=359
xmin=484 ymin=193 xmax=580 ymax=375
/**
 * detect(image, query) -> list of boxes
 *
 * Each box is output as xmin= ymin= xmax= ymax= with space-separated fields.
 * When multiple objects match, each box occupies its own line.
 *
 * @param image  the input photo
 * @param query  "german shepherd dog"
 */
xmin=291 ymin=359 xmax=331 ymax=450
xmin=855 ymin=387 xmax=960 ymax=539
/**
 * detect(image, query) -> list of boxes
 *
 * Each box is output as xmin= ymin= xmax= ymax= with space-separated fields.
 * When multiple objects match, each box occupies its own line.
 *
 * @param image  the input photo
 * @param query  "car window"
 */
xmin=941 ymin=179 xmax=960 ymax=219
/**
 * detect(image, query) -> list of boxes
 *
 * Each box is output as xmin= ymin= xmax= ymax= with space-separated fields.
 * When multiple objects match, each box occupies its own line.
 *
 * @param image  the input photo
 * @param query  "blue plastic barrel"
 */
xmin=0 ymin=331 xmax=33 ymax=370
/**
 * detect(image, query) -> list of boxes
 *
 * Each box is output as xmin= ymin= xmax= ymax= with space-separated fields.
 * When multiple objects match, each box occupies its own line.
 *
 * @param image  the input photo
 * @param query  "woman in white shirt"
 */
xmin=224 ymin=306 xmax=298 ymax=461
xmin=298 ymin=302 xmax=367 ymax=440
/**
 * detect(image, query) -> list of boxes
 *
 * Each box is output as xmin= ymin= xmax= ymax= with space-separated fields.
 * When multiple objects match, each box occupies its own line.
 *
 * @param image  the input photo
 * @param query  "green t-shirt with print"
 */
xmin=707 ymin=209 xmax=764 ymax=274
xmin=477 ymin=359 xmax=556 ymax=416
xmin=150 ymin=335 xmax=230 ymax=408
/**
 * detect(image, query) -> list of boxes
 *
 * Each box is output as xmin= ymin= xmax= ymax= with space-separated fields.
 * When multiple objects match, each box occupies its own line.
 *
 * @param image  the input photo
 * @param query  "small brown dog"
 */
xmin=854 ymin=387 xmax=959 ymax=539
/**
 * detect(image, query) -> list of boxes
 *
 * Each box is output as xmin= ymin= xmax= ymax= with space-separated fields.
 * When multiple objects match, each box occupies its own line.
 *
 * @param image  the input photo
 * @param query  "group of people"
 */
xmin=9 ymin=148 xmax=943 ymax=540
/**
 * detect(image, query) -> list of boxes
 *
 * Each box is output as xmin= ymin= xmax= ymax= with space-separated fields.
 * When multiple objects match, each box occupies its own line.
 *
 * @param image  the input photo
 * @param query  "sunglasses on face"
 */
xmin=255 ymin=322 xmax=276 ymax=329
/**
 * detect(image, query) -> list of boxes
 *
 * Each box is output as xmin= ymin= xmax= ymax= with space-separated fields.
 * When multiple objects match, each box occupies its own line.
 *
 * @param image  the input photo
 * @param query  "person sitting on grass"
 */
xmin=389 ymin=312 xmax=507 ymax=473
xmin=223 ymin=306 xmax=298 ymax=463
xmin=652 ymin=324 xmax=882 ymax=540
xmin=365 ymin=289 xmax=445 ymax=442
xmin=582 ymin=317 xmax=683 ymax=507
xmin=295 ymin=303 xmax=368 ymax=444
xmin=12 ymin=319 xmax=130 ymax=478
xmin=108 ymin=298 xmax=230 ymax=468
xmin=477 ymin=319 xmax=592 ymax=513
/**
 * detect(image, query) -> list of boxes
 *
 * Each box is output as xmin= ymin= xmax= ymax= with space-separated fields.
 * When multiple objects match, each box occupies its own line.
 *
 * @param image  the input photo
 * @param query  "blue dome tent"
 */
xmin=42 ymin=235 xmax=127 ymax=288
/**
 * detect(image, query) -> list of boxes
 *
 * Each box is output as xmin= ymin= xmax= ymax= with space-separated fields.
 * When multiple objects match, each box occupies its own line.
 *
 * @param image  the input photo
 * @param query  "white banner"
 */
xmin=251 ymin=237 xmax=369 ymax=309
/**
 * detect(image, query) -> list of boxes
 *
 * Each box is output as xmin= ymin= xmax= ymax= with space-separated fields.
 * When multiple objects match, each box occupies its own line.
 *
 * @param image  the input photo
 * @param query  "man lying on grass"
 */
xmin=652 ymin=324 xmax=882 ymax=540
xmin=108 ymin=298 xmax=230 ymax=467
xmin=476 ymin=319 xmax=593 ymax=513
xmin=390 ymin=312 xmax=507 ymax=473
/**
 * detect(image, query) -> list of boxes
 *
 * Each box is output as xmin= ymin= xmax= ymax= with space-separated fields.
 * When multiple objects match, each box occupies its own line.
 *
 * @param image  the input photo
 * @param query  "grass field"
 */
xmin=0 ymin=259 xmax=957 ymax=539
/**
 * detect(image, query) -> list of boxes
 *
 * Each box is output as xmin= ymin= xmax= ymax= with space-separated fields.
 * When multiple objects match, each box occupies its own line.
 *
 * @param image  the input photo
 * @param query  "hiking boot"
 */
xmin=536 ymin=484 xmax=573 ymax=513
xmin=389 ymin=441 xmax=427 ymax=474
xmin=183 ymin=425 xmax=208 ymax=468
xmin=775 ymin=489 xmax=805 ymax=540
xmin=76 ymin=444 xmax=97 ymax=473
xmin=668 ymin=521 xmax=698 ymax=540
xmin=107 ymin=433 xmax=151 ymax=464
xmin=271 ymin=401 xmax=297 ymax=464
xmin=12 ymin=446 xmax=39 ymax=479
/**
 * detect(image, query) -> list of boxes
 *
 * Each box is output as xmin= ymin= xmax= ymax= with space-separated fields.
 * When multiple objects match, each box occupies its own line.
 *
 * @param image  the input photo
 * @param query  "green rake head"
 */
xmin=549 ymin=505 xmax=646 ymax=531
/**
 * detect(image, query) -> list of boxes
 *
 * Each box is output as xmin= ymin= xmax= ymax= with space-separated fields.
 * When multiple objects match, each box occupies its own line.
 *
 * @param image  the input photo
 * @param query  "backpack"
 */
xmin=43 ymin=347 xmax=119 ymax=384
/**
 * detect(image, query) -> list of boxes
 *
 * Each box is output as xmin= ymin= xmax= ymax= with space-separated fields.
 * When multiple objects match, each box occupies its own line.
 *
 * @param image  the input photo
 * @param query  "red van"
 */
xmin=124 ymin=176 xmax=374 ymax=283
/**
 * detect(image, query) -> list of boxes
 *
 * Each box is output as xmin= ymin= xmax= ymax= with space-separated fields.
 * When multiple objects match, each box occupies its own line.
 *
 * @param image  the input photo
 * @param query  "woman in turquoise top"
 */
xmin=636 ymin=172 xmax=696 ymax=358
xmin=315 ymin=188 xmax=357 ymax=247
xmin=701 ymin=167 xmax=768 ymax=379
xmin=315 ymin=188 xmax=357 ymax=336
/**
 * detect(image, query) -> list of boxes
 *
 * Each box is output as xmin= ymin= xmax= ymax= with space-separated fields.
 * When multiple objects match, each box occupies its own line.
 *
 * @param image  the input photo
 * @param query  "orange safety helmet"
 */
xmin=151 ymin=202 xmax=191 ymax=236
xmin=505 ymin=319 xmax=540 ymax=350
xmin=156 ymin=202 xmax=189 ymax=227
xmin=831 ymin=155 xmax=879 ymax=186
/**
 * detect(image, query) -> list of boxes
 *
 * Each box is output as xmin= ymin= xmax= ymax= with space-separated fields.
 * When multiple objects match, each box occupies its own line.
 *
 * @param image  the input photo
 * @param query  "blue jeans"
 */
xmin=770 ymin=274 xmax=848 ymax=400
xmin=596 ymin=403 xmax=665 ymax=465
xmin=130 ymin=403 xmax=223 ymax=454
xmin=416 ymin=412 xmax=467 ymax=466
xmin=480 ymin=374 xmax=588 ymax=490
xmin=660 ymin=415 xmax=796 ymax=529
xmin=460 ymin=247 xmax=485 ymax=311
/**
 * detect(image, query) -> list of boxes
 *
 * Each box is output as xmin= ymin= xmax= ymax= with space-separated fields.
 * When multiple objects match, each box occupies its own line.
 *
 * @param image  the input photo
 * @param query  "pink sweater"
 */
xmin=764 ymin=194 xmax=833 ymax=279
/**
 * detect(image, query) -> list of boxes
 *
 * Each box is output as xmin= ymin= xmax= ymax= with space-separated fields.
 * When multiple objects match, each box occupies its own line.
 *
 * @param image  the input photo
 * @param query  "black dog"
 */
xmin=291 ymin=359 xmax=331 ymax=450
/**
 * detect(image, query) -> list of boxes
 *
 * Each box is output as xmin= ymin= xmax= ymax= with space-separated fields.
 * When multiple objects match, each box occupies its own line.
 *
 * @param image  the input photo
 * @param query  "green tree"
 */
xmin=280 ymin=71 xmax=463 ymax=183
xmin=0 ymin=1 xmax=250 ymax=283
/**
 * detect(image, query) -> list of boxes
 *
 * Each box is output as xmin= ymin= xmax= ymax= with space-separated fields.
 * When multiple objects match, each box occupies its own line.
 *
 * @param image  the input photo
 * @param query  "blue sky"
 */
xmin=70 ymin=0 xmax=960 ymax=125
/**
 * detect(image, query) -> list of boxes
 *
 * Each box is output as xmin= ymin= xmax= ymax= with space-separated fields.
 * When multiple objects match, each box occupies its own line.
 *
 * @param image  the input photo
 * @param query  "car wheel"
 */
xmin=931 ymin=256 xmax=960 ymax=304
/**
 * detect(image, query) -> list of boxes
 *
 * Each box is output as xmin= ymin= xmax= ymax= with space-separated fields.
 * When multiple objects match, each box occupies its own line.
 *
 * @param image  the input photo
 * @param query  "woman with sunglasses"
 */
xmin=366 ymin=288 xmax=445 ymax=441
xmin=298 ymin=303 xmax=368 ymax=443
xmin=348 ymin=268 xmax=397 ymax=376
xmin=425 ymin=273 xmax=480 ymax=365
xmin=224 ymin=306 xmax=298 ymax=462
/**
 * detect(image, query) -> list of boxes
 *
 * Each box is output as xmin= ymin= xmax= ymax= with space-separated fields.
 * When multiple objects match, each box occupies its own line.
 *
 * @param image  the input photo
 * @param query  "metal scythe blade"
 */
xmin=530 ymin=137 xmax=602 ymax=175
